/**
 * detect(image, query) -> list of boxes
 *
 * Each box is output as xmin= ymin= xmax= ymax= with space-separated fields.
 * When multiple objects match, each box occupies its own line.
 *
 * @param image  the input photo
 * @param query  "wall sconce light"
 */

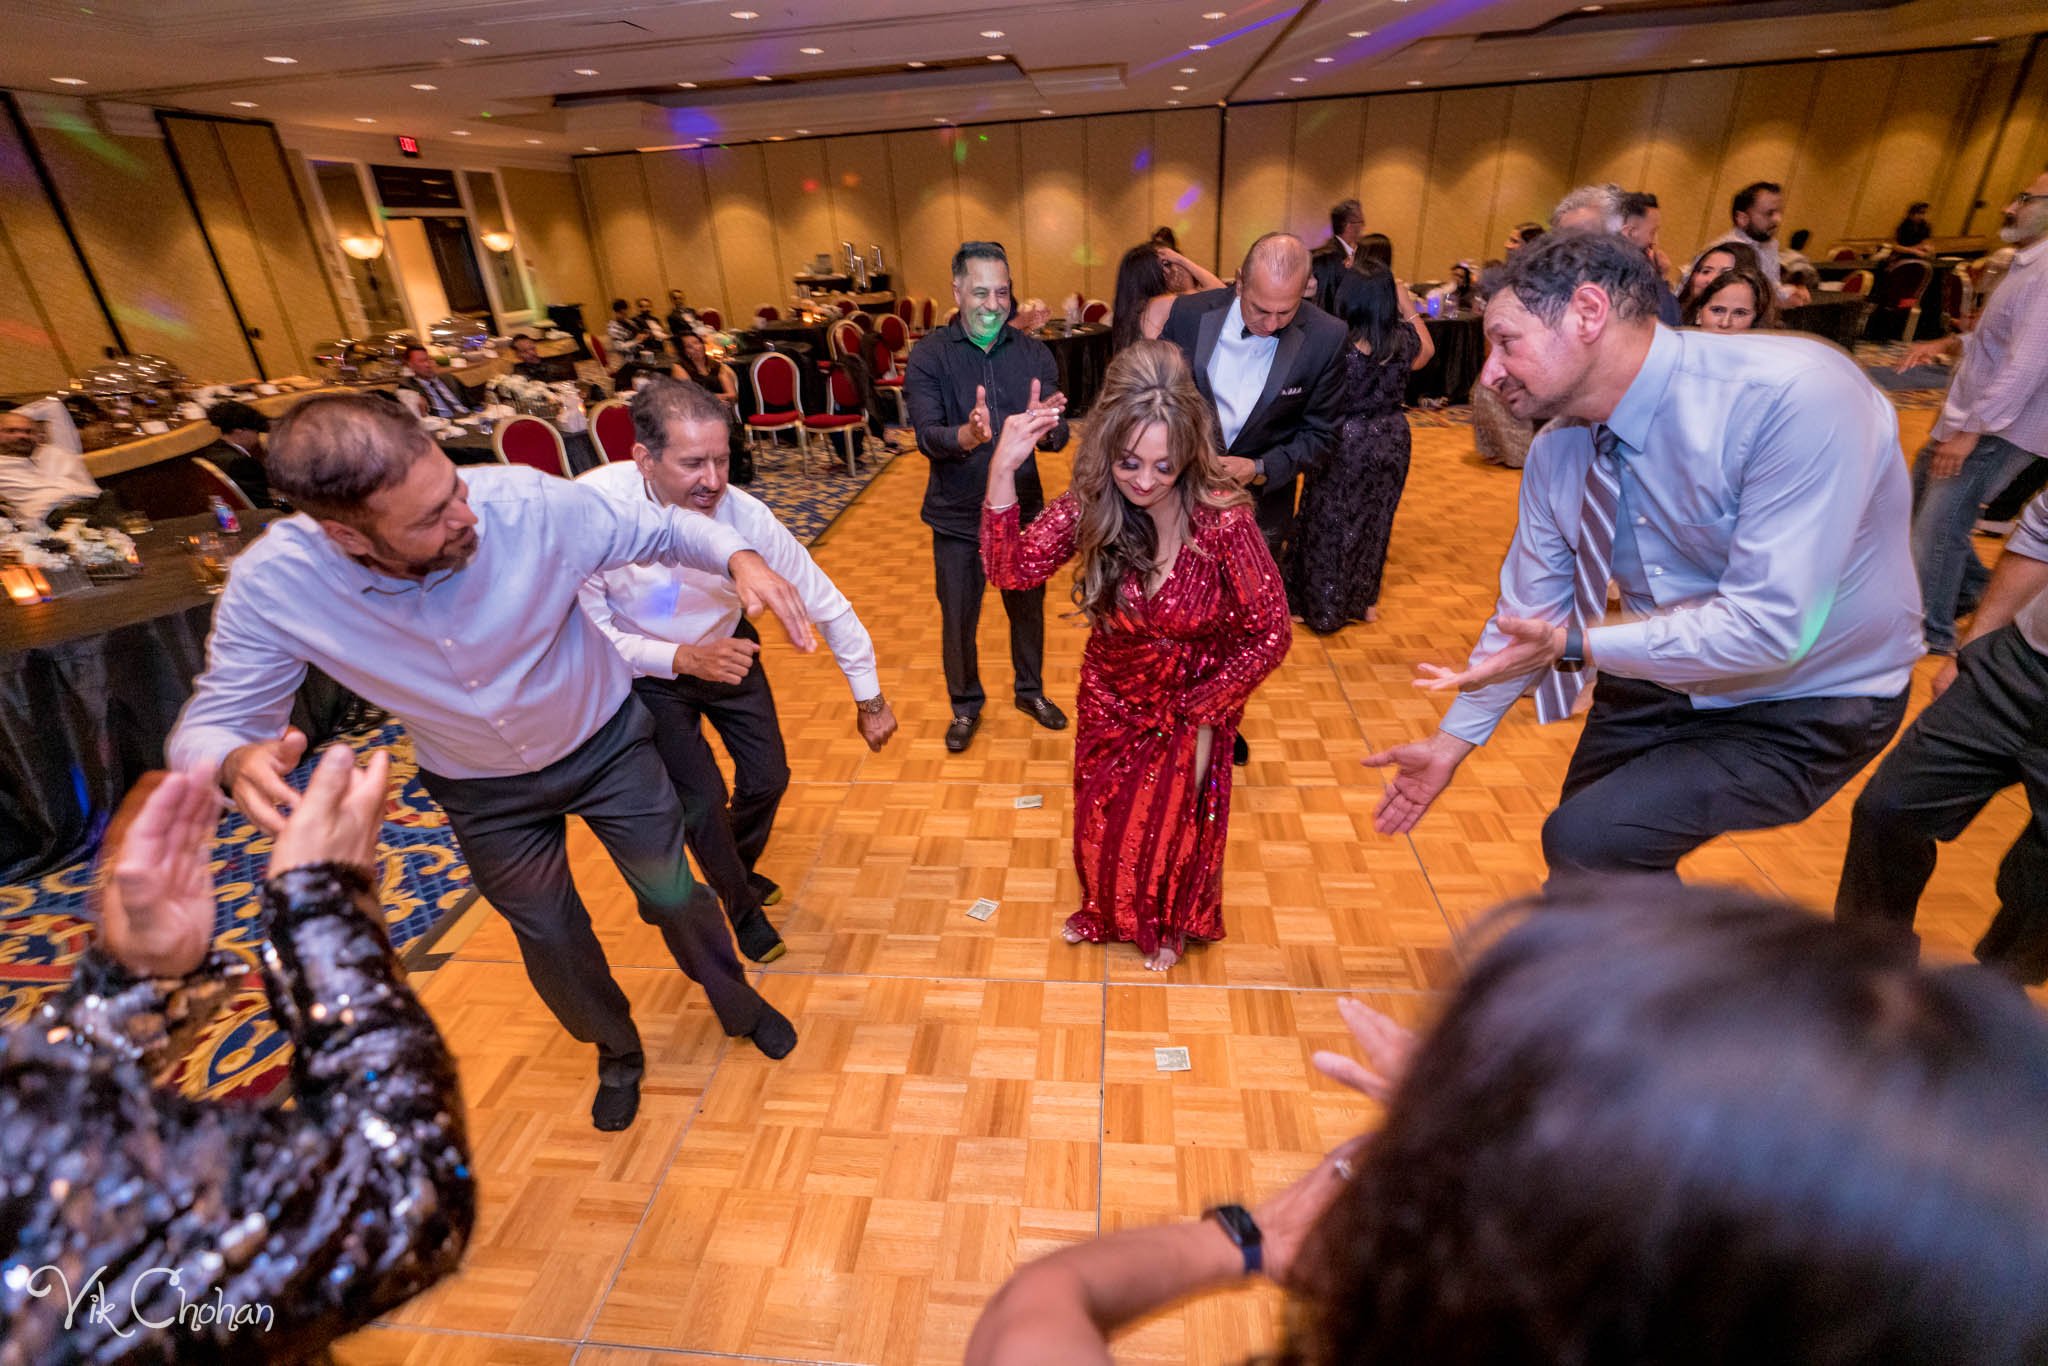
xmin=481 ymin=230 xmax=515 ymax=253
xmin=340 ymin=235 xmax=387 ymax=261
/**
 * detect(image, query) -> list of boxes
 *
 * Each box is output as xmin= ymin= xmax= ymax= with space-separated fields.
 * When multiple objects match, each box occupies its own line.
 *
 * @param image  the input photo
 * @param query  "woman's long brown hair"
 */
xmin=1067 ymin=339 xmax=1246 ymax=621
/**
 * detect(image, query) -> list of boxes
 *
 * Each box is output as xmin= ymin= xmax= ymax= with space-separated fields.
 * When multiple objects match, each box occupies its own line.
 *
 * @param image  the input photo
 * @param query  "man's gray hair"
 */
xmin=1551 ymin=183 xmax=1628 ymax=234
xmin=1240 ymin=231 xmax=1310 ymax=284
xmin=631 ymin=377 xmax=732 ymax=459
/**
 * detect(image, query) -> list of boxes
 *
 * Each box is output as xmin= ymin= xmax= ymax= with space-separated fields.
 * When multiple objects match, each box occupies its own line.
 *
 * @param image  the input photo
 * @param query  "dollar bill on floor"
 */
xmin=1014 ymin=794 xmax=1044 ymax=809
xmin=966 ymin=898 xmax=999 ymax=921
xmin=1154 ymin=1046 xmax=1192 ymax=1072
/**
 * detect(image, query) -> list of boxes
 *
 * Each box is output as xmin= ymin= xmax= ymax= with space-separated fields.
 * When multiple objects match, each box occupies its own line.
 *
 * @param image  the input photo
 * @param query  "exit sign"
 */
xmin=396 ymin=135 xmax=422 ymax=157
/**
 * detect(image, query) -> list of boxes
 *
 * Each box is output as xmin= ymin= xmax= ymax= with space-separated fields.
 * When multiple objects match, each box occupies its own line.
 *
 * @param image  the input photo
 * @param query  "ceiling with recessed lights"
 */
xmin=2 ymin=0 xmax=2033 ymax=160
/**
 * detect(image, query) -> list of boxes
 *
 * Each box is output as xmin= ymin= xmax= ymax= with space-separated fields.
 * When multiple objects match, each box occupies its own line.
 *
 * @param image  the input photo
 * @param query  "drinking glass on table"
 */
xmin=185 ymin=529 xmax=230 ymax=594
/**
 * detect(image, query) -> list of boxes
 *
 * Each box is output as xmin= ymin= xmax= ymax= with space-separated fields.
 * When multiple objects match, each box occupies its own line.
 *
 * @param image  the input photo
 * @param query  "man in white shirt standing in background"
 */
xmin=579 ymin=380 xmax=898 ymax=964
xmin=0 ymin=400 xmax=102 ymax=526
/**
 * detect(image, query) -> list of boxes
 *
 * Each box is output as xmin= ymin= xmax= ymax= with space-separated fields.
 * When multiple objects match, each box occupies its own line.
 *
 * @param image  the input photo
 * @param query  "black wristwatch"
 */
xmin=1556 ymin=622 xmax=1586 ymax=673
xmin=1204 ymin=1203 xmax=1263 ymax=1275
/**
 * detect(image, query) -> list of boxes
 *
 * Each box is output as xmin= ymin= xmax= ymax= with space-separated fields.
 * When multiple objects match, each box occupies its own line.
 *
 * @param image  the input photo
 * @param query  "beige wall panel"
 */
xmin=0 ymin=213 xmax=72 ymax=392
xmin=501 ymin=167 xmax=601 ymax=313
xmin=761 ymin=138 xmax=836 ymax=304
xmin=159 ymin=119 xmax=296 ymax=379
xmin=823 ymin=134 xmax=900 ymax=286
xmin=886 ymin=128 xmax=959 ymax=305
xmin=1153 ymin=108 xmax=1222 ymax=274
xmin=700 ymin=144 xmax=780 ymax=324
xmin=577 ymin=154 xmax=663 ymax=303
xmin=954 ymin=122 xmax=1024 ymax=283
xmin=1982 ymin=48 xmax=2048 ymax=229
xmin=1019 ymin=119 xmax=1089 ymax=311
xmin=0 ymin=113 xmax=114 ymax=385
xmin=1418 ymin=87 xmax=1512 ymax=278
xmin=1696 ymin=63 xmax=1817 ymax=259
xmin=1357 ymin=93 xmax=1435 ymax=278
xmin=1492 ymin=82 xmax=1587 ymax=257
xmin=1850 ymin=51 xmax=1980 ymax=239
xmin=32 ymin=124 xmax=250 ymax=379
xmin=214 ymin=122 xmax=345 ymax=372
xmin=1638 ymin=70 xmax=1741 ymax=267
xmin=1788 ymin=57 xmax=1894 ymax=257
xmin=1932 ymin=47 xmax=2021 ymax=233
xmin=1569 ymin=75 xmax=1660 ymax=193
xmin=1288 ymin=98 xmax=1367 ymax=249
xmin=1219 ymin=103 xmax=1296 ymax=274
xmin=1082 ymin=113 xmax=1154 ymax=301
xmin=640 ymin=151 xmax=722 ymax=317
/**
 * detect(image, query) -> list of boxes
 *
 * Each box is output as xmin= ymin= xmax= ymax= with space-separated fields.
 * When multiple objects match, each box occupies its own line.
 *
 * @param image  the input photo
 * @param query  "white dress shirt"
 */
xmin=0 ymin=398 xmax=99 ymax=526
xmin=1443 ymin=326 xmax=1923 ymax=746
xmin=1207 ymin=297 xmax=1280 ymax=450
xmin=1932 ymin=234 xmax=2048 ymax=458
xmin=2006 ymin=489 xmax=2048 ymax=656
xmin=168 ymin=464 xmax=751 ymax=780
xmin=576 ymin=461 xmax=880 ymax=698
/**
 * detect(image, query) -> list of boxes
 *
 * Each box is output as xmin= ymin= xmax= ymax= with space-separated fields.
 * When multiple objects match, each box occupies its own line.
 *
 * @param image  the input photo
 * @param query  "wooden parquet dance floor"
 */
xmin=336 ymin=404 xmax=2034 ymax=1366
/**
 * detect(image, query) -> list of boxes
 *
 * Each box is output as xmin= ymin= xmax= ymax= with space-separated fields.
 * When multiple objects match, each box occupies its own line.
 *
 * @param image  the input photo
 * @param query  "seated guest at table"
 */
xmin=1424 ymin=262 xmax=1477 ymax=314
xmin=197 ymin=399 xmax=280 ymax=508
xmin=1504 ymin=221 xmax=1546 ymax=256
xmin=1676 ymin=239 xmax=1764 ymax=316
xmin=1620 ymin=190 xmax=1683 ymax=324
xmin=610 ymin=359 xmax=669 ymax=395
xmin=1011 ymin=296 xmax=1054 ymax=333
xmin=675 ymin=331 xmax=739 ymax=406
xmin=665 ymin=287 xmax=702 ymax=344
xmin=0 ymin=398 xmax=102 ymax=527
xmin=1894 ymin=201 xmax=1934 ymax=257
xmin=1292 ymin=264 xmax=1425 ymax=633
xmin=0 ymin=749 xmax=475 ymax=1361
xmin=1110 ymin=242 xmax=1224 ymax=353
xmin=1781 ymin=260 xmax=1819 ymax=307
xmin=633 ymin=296 xmax=664 ymax=337
xmin=397 ymin=345 xmax=480 ymax=419
xmin=511 ymin=332 xmax=577 ymax=383
xmin=167 ymin=393 xmax=818 ymax=1131
xmin=606 ymin=297 xmax=659 ymax=364
xmin=1681 ymin=262 xmax=1778 ymax=333
xmin=578 ymin=379 xmax=898 ymax=963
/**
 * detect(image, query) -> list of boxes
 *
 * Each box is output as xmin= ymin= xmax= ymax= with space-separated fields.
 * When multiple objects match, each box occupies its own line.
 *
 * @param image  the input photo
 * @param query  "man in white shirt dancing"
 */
xmin=579 ymin=380 xmax=898 ymax=963
xmin=169 ymin=393 xmax=817 ymax=1132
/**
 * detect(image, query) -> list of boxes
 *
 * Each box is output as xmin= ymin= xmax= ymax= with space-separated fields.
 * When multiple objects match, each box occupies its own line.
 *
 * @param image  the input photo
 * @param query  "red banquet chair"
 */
xmin=493 ymin=414 xmax=570 ymax=477
xmin=699 ymin=307 xmax=724 ymax=330
xmin=589 ymin=398 xmax=635 ymax=463
xmin=746 ymin=351 xmax=806 ymax=465
xmin=1829 ymin=246 xmax=1862 ymax=263
xmin=583 ymin=330 xmax=610 ymax=370
xmin=1081 ymin=298 xmax=1110 ymax=324
xmin=1838 ymin=270 xmax=1874 ymax=296
xmin=918 ymin=296 xmax=936 ymax=332
xmin=861 ymin=329 xmax=907 ymax=425
xmin=851 ymin=311 xmax=875 ymax=333
xmin=803 ymin=364 xmax=866 ymax=474
xmin=894 ymin=297 xmax=917 ymax=328
xmin=828 ymin=318 xmax=865 ymax=362
xmin=755 ymin=303 xmax=782 ymax=322
xmin=877 ymin=312 xmax=910 ymax=358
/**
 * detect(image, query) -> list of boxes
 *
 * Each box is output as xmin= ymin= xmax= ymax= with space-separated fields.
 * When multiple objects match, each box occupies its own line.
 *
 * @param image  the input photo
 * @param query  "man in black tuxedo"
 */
xmin=510 ymin=333 xmax=578 ymax=384
xmin=395 ymin=345 xmax=482 ymax=419
xmin=195 ymin=399 xmax=278 ymax=508
xmin=1309 ymin=199 xmax=1364 ymax=313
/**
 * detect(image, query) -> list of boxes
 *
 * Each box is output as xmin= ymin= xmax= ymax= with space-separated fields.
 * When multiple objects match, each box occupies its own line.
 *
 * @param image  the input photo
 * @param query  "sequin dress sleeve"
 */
xmin=0 ymin=863 xmax=475 ymax=1365
xmin=1181 ymin=504 xmax=1293 ymax=726
xmin=982 ymin=490 xmax=1080 ymax=591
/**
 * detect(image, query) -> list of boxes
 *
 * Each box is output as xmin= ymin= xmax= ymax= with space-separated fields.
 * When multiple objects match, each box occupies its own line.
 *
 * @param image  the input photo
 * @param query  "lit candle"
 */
xmin=3 ymin=566 xmax=39 ymax=603
xmin=24 ymin=567 xmax=52 ymax=599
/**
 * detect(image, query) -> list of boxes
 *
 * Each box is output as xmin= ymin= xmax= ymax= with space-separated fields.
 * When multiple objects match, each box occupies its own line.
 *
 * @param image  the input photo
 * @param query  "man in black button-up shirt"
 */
xmin=905 ymin=241 xmax=1071 ymax=752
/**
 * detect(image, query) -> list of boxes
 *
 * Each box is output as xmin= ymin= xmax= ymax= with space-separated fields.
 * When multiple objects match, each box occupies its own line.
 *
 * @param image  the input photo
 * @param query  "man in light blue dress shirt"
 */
xmin=168 ymin=394 xmax=818 ymax=1131
xmin=1366 ymin=232 xmax=1922 ymax=880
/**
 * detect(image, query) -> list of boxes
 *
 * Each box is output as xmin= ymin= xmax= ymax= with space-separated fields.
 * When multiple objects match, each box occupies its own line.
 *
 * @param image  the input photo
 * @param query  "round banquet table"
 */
xmin=740 ymin=319 xmax=834 ymax=359
xmin=1779 ymin=296 xmax=1874 ymax=351
xmin=1405 ymin=314 xmax=1485 ymax=405
xmin=1033 ymin=322 xmax=1113 ymax=417
xmin=0 ymin=512 xmax=352 ymax=883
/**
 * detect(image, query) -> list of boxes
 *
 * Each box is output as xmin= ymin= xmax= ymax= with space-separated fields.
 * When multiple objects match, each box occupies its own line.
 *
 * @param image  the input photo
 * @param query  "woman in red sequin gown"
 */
xmin=982 ymin=341 xmax=1292 ymax=970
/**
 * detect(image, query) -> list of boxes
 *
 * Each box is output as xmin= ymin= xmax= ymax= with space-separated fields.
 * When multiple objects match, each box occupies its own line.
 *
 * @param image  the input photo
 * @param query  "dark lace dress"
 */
xmin=1288 ymin=327 xmax=1417 ymax=632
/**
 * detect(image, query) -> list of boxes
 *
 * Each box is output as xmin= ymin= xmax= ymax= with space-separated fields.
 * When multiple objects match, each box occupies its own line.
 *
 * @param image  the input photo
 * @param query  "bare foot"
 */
xmin=1364 ymin=605 xmax=1379 ymax=623
xmin=1143 ymin=944 xmax=1182 ymax=972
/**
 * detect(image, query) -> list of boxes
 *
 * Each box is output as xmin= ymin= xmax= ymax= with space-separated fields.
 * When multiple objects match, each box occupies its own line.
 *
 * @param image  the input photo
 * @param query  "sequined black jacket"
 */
xmin=0 ymin=864 xmax=474 ymax=1364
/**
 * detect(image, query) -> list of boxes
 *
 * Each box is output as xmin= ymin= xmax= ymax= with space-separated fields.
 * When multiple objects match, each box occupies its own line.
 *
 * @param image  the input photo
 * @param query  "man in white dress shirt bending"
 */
xmin=579 ymin=380 xmax=898 ymax=964
xmin=169 ymin=392 xmax=818 ymax=1132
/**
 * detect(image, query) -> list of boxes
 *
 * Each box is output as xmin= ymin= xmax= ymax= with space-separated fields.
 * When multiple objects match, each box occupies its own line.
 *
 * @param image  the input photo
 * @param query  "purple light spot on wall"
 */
xmin=1133 ymin=147 xmax=1152 ymax=173
xmin=1175 ymin=185 xmax=1201 ymax=213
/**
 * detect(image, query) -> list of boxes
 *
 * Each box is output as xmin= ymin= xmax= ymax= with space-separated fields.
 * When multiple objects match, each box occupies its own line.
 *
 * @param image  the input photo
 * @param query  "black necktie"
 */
xmin=1240 ymin=326 xmax=1254 ymax=340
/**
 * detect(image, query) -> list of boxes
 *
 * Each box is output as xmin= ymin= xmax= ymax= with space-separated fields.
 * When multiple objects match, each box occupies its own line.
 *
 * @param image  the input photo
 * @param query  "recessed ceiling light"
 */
xmin=1181 ymin=66 xmax=1197 ymax=73
xmin=1167 ymin=99 xmax=1182 ymax=105
xmin=1816 ymin=46 xmax=1836 ymax=53
xmin=1973 ymin=34 xmax=1994 ymax=41
xmin=753 ymin=74 xmax=773 ymax=82
xmin=231 ymin=100 xmax=258 ymax=107
xmin=1349 ymin=29 xmax=1371 ymax=37
xmin=573 ymin=68 xmax=599 ymax=75
xmin=525 ymin=138 xmax=542 ymax=144
xmin=1039 ymin=107 xmax=1054 ymax=114
xmin=907 ymin=60 xmax=927 ymax=68
xmin=1579 ymin=3 xmax=1601 ymax=9
xmin=801 ymin=46 xmax=823 ymax=55
xmin=583 ymin=144 xmax=599 ymax=150
xmin=1290 ymin=75 xmax=1307 ymax=82
xmin=411 ymin=82 xmax=438 ymax=90
xmin=1172 ymin=84 xmax=1189 ymax=90
xmin=1189 ymin=43 xmax=1210 ymax=51
xmin=452 ymin=129 xmax=472 ymax=135
xmin=731 ymin=9 xmax=759 ymax=17
xmin=458 ymin=36 xmax=489 ymax=45
xmin=981 ymin=29 xmax=1005 ymax=38
xmin=934 ymin=117 xmax=949 ymax=123
xmin=769 ymin=135 xmax=784 ymax=141
xmin=1405 ymin=78 xmax=1424 ymax=85
xmin=50 ymin=76 xmax=87 ymax=85
xmin=354 ymin=116 xmax=377 ymax=123
xmin=263 ymin=55 xmax=298 ymax=64
xmin=678 ymin=80 xmax=698 ymax=88
xmin=1689 ymin=57 xmax=1707 ymax=64
xmin=796 ymin=128 xmax=810 ymax=134
xmin=1528 ymin=69 xmax=1542 ymax=76
xmin=1315 ymin=56 xmax=1334 ymax=63
xmin=1203 ymin=9 xmax=1225 ymax=16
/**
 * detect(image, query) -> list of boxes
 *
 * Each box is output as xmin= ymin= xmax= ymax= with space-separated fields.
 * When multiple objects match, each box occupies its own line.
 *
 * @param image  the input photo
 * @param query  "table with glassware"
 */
xmin=1405 ymin=313 xmax=1486 ymax=405
xmin=0 ymin=511 xmax=351 ymax=882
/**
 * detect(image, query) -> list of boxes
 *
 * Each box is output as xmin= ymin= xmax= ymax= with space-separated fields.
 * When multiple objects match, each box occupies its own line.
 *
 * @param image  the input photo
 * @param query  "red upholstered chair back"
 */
xmin=1081 ymin=299 xmax=1109 ymax=324
xmin=752 ymin=351 xmax=801 ymax=412
xmin=829 ymin=319 xmax=864 ymax=359
xmin=756 ymin=303 xmax=781 ymax=322
xmin=833 ymin=297 xmax=858 ymax=316
xmin=919 ymin=297 xmax=936 ymax=330
xmin=495 ymin=416 xmax=568 ymax=477
xmin=895 ymin=298 xmax=916 ymax=323
xmin=1873 ymin=259 xmax=1931 ymax=310
xmin=1830 ymin=246 xmax=1861 ymax=262
xmin=877 ymin=313 xmax=909 ymax=356
xmin=584 ymin=330 xmax=610 ymax=370
xmin=700 ymin=307 xmax=724 ymax=329
xmin=851 ymin=311 xmax=875 ymax=333
xmin=1942 ymin=270 xmax=1968 ymax=321
xmin=1839 ymin=270 xmax=1874 ymax=296
xmin=828 ymin=364 xmax=862 ymax=412
xmin=591 ymin=399 xmax=635 ymax=463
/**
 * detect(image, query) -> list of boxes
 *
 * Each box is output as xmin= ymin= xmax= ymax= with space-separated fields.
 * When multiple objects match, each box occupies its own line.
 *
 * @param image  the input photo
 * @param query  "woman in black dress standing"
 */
xmin=1289 ymin=265 xmax=1423 ymax=632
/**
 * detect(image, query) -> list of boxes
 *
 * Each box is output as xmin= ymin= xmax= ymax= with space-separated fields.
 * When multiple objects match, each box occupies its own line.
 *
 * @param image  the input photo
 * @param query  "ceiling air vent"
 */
xmin=1031 ymin=66 xmax=1127 ymax=96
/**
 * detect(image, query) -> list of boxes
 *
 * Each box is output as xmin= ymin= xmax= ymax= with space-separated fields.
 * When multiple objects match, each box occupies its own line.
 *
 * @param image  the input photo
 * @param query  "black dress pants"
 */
xmin=1541 ymin=674 xmax=1908 ymax=881
xmin=933 ymin=530 xmax=1045 ymax=716
xmin=418 ymin=698 xmax=765 ymax=1087
xmin=1835 ymin=625 xmax=2048 ymax=983
xmin=631 ymin=618 xmax=790 ymax=922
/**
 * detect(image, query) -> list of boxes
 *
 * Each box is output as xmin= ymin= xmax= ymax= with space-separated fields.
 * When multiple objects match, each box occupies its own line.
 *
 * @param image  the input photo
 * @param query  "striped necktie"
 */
xmin=1534 ymin=423 xmax=1622 ymax=723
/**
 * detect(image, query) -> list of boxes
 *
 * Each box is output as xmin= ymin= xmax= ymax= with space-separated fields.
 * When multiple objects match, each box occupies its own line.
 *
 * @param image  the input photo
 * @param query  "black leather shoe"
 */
xmin=749 ymin=873 xmax=784 ymax=907
xmin=733 ymin=906 xmax=787 ymax=964
xmin=945 ymin=714 xmax=980 ymax=753
xmin=592 ymin=1077 xmax=641 ymax=1131
xmin=1232 ymin=733 xmax=1250 ymax=766
xmin=1016 ymin=696 xmax=1068 ymax=730
xmin=747 ymin=1003 xmax=798 ymax=1059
